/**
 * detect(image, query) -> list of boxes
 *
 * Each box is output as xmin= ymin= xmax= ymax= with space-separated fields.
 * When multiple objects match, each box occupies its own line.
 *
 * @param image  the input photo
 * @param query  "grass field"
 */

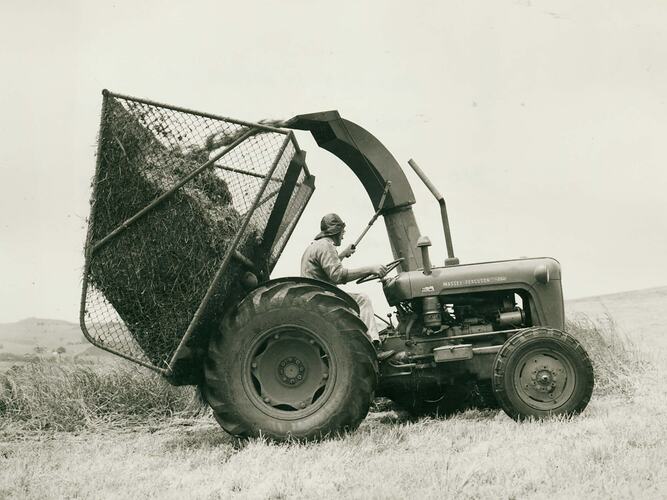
xmin=0 ymin=291 xmax=665 ymax=499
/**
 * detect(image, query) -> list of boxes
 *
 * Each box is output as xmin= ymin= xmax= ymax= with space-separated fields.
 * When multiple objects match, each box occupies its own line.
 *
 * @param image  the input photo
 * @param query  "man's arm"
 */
xmin=319 ymin=243 xmax=387 ymax=284
xmin=344 ymin=264 xmax=388 ymax=282
xmin=338 ymin=245 xmax=355 ymax=259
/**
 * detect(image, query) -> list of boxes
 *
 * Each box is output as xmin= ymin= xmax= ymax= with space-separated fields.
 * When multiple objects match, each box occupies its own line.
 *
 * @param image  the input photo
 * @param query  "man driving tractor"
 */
xmin=300 ymin=213 xmax=387 ymax=345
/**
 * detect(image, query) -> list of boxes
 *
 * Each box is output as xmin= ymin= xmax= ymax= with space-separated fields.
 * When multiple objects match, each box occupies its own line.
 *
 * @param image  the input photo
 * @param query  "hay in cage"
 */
xmin=88 ymin=98 xmax=263 ymax=366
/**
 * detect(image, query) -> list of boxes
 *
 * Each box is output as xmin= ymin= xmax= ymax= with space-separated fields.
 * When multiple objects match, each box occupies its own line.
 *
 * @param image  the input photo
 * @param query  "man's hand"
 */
xmin=344 ymin=263 xmax=389 ymax=282
xmin=339 ymin=245 xmax=356 ymax=259
xmin=371 ymin=264 xmax=388 ymax=276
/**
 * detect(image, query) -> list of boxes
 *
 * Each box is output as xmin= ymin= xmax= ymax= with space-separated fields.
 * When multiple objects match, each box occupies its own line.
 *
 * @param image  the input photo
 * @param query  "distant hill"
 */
xmin=566 ymin=285 xmax=667 ymax=349
xmin=0 ymin=318 xmax=95 ymax=357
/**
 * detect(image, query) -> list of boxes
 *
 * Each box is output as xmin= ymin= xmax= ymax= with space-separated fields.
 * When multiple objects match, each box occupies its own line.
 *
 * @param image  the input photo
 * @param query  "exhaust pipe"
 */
xmin=408 ymin=159 xmax=459 ymax=266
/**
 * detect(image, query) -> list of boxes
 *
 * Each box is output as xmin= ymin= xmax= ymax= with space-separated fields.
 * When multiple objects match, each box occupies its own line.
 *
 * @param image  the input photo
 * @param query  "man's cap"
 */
xmin=315 ymin=213 xmax=346 ymax=240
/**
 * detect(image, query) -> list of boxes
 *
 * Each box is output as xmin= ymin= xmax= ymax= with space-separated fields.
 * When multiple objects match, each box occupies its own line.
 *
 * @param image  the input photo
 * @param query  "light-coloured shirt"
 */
xmin=300 ymin=238 xmax=348 ymax=285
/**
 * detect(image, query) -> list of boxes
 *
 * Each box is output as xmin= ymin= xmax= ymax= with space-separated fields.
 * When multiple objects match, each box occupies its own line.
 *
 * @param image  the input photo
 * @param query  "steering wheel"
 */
xmin=356 ymin=258 xmax=404 ymax=284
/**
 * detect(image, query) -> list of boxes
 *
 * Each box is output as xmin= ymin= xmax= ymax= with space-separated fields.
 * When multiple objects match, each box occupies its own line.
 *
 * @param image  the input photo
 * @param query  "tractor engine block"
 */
xmin=395 ymin=290 xmax=527 ymax=340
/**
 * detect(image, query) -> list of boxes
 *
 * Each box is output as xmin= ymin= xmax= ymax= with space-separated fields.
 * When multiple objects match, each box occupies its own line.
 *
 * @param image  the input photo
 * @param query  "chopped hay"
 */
xmin=89 ymin=99 xmax=261 ymax=367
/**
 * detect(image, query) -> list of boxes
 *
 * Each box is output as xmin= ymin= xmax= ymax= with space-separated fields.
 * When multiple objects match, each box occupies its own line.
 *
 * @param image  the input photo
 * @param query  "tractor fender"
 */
xmin=253 ymin=276 xmax=360 ymax=315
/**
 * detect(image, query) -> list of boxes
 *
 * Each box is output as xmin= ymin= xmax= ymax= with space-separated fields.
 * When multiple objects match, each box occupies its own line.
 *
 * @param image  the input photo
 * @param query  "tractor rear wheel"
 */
xmin=203 ymin=280 xmax=377 ymax=441
xmin=492 ymin=328 xmax=594 ymax=421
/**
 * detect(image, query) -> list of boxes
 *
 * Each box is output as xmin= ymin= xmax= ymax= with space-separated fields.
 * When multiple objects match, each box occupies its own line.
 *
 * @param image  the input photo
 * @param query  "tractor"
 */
xmin=81 ymin=92 xmax=594 ymax=441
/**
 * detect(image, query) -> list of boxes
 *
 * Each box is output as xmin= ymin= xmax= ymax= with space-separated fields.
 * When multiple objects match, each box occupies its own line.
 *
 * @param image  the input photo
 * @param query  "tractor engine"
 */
xmin=399 ymin=290 xmax=527 ymax=339
xmin=375 ymin=288 xmax=530 ymax=411
xmin=376 ymin=257 xmax=559 ymax=402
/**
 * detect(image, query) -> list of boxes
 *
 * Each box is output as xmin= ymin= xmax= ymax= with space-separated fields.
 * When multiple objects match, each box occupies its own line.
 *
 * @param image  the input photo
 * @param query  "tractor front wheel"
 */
xmin=492 ymin=328 xmax=594 ymax=421
xmin=203 ymin=281 xmax=377 ymax=441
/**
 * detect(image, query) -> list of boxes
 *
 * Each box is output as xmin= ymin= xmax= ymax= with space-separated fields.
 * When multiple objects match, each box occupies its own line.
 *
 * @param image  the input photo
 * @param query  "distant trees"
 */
xmin=28 ymin=345 xmax=68 ymax=361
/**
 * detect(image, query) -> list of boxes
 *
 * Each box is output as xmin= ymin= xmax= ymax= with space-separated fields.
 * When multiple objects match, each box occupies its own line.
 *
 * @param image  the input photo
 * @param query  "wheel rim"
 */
xmin=513 ymin=348 xmax=576 ymax=411
xmin=242 ymin=325 xmax=336 ymax=420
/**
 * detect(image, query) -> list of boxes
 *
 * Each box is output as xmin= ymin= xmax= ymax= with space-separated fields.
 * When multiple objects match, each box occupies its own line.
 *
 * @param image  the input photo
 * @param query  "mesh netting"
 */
xmin=80 ymin=93 xmax=312 ymax=372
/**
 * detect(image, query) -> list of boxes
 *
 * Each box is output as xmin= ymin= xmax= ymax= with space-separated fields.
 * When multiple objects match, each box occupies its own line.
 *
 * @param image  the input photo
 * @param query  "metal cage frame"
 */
xmin=79 ymin=90 xmax=315 ymax=376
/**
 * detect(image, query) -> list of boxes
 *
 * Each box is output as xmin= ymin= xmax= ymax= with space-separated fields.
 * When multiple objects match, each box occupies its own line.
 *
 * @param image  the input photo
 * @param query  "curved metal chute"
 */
xmin=285 ymin=111 xmax=423 ymax=271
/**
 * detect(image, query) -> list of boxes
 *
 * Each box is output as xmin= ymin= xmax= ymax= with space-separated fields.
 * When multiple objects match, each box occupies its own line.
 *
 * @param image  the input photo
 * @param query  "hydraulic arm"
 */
xmin=285 ymin=111 xmax=423 ymax=271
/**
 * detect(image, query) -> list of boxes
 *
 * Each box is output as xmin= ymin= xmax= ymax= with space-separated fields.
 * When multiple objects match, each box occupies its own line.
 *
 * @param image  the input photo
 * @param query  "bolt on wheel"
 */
xmin=513 ymin=349 xmax=575 ymax=411
xmin=243 ymin=326 xmax=336 ymax=419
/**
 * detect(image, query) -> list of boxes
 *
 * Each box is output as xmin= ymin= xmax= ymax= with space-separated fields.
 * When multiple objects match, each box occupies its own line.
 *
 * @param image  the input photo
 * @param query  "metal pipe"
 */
xmin=103 ymin=89 xmax=288 ymax=134
xmin=381 ymin=372 xmax=413 ymax=378
xmin=216 ymin=163 xmax=305 ymax=187
xmin=417 ymin=236 xmax=432 ymax=274
xmin=388 ymin=361 xmax=417 ymax=369
xmin=215 ymin=163 xmax=284 ymax=183
xmin=408 ymin=159 xmax=458 ymax=265
xmin=472 ymin=345 xmax=502 ymax=355
xmin=343 ymin=181 xmax=391 ymax=259
xmin=412 ymin=328 xmax=522 ymax=344
xmin=255 ymin=187 xmax=282 ymax=209
xmin=420 ymin=246 xmax=432 ymax=274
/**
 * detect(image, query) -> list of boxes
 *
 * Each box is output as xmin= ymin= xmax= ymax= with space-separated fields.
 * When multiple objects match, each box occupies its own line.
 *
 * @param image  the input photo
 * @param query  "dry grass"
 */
xmin=1 ymin=387 xmax=664 ymax=499
xmin=0 ymin=360 xmax=204 ymax=431
xmin=0 ymin=317 xmax=663 ymax=498
xmin=567 ymin=314 xmax=648 ymax=397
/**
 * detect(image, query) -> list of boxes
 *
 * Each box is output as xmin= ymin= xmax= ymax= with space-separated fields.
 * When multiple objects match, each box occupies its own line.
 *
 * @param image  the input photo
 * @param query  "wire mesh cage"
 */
xmin=80 ymin=90 xmax=314 ymax=376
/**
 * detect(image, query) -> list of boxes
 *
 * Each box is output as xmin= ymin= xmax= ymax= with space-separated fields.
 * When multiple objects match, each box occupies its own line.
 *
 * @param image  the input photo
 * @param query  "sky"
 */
xmin=1 ymin=0 xmax=666 ymax=323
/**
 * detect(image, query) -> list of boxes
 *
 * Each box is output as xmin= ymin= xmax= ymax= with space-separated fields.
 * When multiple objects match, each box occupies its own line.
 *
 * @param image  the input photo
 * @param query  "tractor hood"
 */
xmin=383 ymin=257 xmax=562 ymax=306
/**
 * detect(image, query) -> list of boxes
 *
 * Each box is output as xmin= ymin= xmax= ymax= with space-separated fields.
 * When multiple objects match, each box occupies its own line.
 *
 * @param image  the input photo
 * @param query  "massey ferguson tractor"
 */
xmin=80 ymin=91 xmax=594 ymax=441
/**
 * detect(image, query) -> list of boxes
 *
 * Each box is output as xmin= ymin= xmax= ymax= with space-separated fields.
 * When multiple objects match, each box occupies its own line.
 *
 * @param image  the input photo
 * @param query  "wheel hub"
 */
xmin=514 ymin=350 xmax=575 ymax=410
xmin=244 ymin=327 xmax=333 ymax=417
xmin=278 ymin=357 xmax=306 ymax=387
xmin=532 ymin=369 xmax=557 ymax=393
